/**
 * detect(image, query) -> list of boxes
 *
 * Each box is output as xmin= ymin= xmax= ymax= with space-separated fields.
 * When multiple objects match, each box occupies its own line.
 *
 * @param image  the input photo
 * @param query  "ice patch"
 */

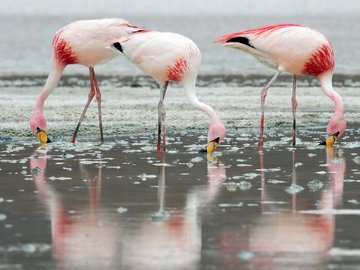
xmin=48 ymin=176 xmax=72 ymax=181
xmin=0 ymin=214 xmax=6 ymax=221
xmin=237 ymin=164 xmax=252 ymax=167
xmin=153 ymin=163 xmax=173 ymax=167
xmin=106 ymin=166 xmax=121 ymax=169
xmin=300 ymin=209 xmax=360 ymax=215
xmin=267 ymin=179 xmax=286 ymax=184
xmin=243 ymin=173 xmax=259 ymax=179
xmin=117 ymin=207 xmax=128 ymax=214
xmin=141 ymin=145 xmax=156 ymax=151
xmin=219 ymin=202 xmax=243 ymax=208
xmin=256 ymin=168 xmax=281 ymax=172
xmin=191 ymin=157 xmax=203 ymax=163
xmin=224 ymin=182 xmax=238 ymax=192
xmin=353 ymin=156 xmax=360 ymax=164
xmin=0 ymin=243 xmax=51 ymax=253
xmin=348 ymin=199 xmax=360 ymax=205
xmin=308 ymin=179 xmax=324 ymax=192
xmin=238 ymin=181 xmax=252 ymax=190
xmin=137 ymin=173 xmax=157 ymax=181
xmin=122 ymin=149 xmax=142 ymax=153
xmin=62 ymin=153 xmax=75 ymax=159
xmin=330 ymin=248 xmax=360 ymax=257
xmin=285 ymin=184 xmax=304 ymax=194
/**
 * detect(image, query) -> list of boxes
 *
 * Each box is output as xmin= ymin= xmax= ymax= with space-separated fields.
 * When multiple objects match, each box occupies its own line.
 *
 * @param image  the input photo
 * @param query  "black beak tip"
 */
xmin=319 ymin=141 xmax=327 ymax=146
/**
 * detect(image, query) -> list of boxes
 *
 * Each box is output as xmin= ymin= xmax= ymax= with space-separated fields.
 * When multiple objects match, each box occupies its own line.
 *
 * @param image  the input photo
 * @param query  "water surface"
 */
xmin=1 ymin=128 xmax=360 ymax=269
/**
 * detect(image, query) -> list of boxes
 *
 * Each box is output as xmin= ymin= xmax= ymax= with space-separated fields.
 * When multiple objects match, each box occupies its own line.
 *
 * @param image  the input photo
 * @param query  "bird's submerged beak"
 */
xmin=36 ymin=127 xmax=51 ymax=144
xmin=319 ymin=132 xmax=339 ymax=146
xmin=207 ymin=137 xmax=220 ymax=153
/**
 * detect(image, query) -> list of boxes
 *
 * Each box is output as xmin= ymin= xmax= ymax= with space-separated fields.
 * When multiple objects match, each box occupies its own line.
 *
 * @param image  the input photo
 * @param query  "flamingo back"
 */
xmin=217 ymin=24 xmax=334 ymax=75
xmin=113 ymin=31 xmax=201 ymax=83
xmin=52 ymin=18 xmax=141 ymax=67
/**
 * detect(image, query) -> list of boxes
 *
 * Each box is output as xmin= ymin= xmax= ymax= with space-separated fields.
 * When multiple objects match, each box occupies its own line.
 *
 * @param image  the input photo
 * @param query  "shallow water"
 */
xmin=0 ymin=127 xmax=360 ymax=269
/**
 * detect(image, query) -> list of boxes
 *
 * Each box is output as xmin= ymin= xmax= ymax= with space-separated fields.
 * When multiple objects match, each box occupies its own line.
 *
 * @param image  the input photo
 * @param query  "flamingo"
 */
xmin=29 ymin=18 xmax=144 ymax=143
xmin=216 ymin=24 xmax=345 ymax=146
xmin=111 ymin=31 xmax=226 ymax=152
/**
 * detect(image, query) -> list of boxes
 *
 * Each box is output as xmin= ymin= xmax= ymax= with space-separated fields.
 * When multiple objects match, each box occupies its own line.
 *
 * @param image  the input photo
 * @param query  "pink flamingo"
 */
xmin=111 ymin=31 xmax=226 ymax=152
xmin=216 ymin=24 xmax=346 ymax=146
xmin=29 ymin=18 xmax=144 ymax=143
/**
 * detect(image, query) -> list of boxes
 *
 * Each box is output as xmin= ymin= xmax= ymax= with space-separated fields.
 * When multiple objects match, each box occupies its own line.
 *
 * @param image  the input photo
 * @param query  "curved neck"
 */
xmin=318 ymin=71 xmax=344 ymax=116
xmin=183 ymin=83 xmax=220 ymax=123
xmin=36 ymin=63 xmax=64 ymax=112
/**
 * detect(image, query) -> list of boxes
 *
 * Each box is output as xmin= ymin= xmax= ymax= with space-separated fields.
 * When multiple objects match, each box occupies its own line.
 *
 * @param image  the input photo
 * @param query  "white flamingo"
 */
xmin=29 ymin=18 xmax=144 ymax=143
xmin=217 ymin=24 xmax=345 ymax=146
xmin=112 ymin=31 xmax=226 ymax=152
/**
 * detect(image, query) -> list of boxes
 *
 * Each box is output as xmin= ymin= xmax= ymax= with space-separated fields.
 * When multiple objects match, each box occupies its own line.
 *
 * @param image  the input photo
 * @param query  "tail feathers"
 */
xmin=216 ymin=24 xmax=302 ymax=44
xmin=215 ymin=32 xmax=246 ymax=44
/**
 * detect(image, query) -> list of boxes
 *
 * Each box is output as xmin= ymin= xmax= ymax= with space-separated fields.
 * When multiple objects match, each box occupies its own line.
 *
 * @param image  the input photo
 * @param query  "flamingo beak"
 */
xmin=36 ymin=127 xmax=51 ymax=143
xmin=319 ymin=132 xmax=339 ymax=146
xmin=207 ymin=137 xmax=220 ymax=153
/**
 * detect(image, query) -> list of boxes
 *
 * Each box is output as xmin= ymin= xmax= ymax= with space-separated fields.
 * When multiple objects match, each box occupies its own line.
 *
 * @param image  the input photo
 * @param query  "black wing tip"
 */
xmin=226 ymin=36 xmax=255 ymax=48
xmin=113 ymin=42 xmax=123 ymax=53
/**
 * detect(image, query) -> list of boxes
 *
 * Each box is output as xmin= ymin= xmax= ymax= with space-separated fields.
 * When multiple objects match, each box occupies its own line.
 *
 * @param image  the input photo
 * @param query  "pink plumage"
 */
xmin=30 ymin=18 xmax=144 ymax=143
xmin=217 ymin=24 xmax=345 ymax=146
xmin=112 ymin=31 xmax=226 ymax=148
xmin=216 ymin=23 xmax=301 ymax=43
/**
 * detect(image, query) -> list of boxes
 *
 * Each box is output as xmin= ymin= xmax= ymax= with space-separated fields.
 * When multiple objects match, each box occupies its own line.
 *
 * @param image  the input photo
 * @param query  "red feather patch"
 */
xmin=167 ymin=57 xmax=188 ymax=81
xmin=302 ymin=44 xmax=334 ymax=76
xmin=52 ymin=29 xmax=78 ymax=65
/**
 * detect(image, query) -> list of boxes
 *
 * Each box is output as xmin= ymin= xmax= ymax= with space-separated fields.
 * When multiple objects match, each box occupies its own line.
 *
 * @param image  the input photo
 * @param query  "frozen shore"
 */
xmin=0 ymin=77 xmax=358 ymax=139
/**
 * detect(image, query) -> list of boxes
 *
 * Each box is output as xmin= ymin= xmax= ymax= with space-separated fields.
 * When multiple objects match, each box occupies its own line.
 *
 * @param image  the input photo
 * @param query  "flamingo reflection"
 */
xmin=219 ymin=146 xmax=345 ymax=268
xmin=255 ymin=147 xmax=344 ymax=266
xmin=30 ymin=145 xmax=117 ymax=269
xmin=121 ymin=152 xmax=226 ymax=269
xmin=30 ymin=145 xmax=227 ymax=269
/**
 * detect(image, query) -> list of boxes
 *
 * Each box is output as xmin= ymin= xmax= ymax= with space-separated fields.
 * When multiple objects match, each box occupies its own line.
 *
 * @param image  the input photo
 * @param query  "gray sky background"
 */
xmin=1 ymin=0 xmax=359 ymax=75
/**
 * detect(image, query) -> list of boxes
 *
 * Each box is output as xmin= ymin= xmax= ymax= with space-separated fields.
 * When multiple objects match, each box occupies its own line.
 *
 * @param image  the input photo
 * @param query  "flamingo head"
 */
xmin=30 ymin=111 xmax=51 ymax=143
xmin=320 ymin=114 xmax=346 ymax=146
xmin=207 ymin=121 xmax=227 ymax=153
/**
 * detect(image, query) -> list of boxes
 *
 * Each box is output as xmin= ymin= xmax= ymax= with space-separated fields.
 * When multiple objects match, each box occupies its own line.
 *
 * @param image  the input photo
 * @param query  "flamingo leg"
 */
xmin=157 ymin=81 xmax=169 ymax=152
xmin=71 ymin=67 xmax=96 ymax=143
xmin=90 ymin=68 xmax=104 ymax=143
xmin=291 ymin=74 xmax=298 ymax=146
xmin=258 ymin=70 xmax=281 ymax=147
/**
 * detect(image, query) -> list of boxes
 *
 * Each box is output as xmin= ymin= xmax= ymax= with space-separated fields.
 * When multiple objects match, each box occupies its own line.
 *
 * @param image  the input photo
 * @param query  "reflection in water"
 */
xmin=26 ymin=137 xmax=348 ymax=270
xmin=244 ymin=146 xmax=345 ymax=268
xmin=122 ymin=152 xmax=226 ymax=269
xmin=30 ymin=144 xmax=227 ymax=269
xmin=30 ymin=144 xmax=117 ymax=270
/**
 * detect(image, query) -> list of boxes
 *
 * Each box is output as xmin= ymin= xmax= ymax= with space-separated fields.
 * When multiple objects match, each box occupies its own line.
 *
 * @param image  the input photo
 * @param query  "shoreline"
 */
xmin=0 ymin=84 xmax=358 ymax=138
xmin=1 ymin=73 xmax=360 ymax=89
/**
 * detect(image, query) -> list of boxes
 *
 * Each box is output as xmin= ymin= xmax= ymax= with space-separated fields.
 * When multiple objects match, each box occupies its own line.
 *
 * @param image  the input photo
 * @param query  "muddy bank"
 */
xmin=0 ymin=83 xmax=358 ymax=139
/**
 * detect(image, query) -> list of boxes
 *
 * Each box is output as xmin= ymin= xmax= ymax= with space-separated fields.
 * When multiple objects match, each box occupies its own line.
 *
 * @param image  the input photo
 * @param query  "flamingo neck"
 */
xmin=318 ymin=71 xmax=344 ymax=116
xmin=35 ymin=64 xmax=64 ymax=112
xmin=184 ymin=84 xmax=220 ymax=123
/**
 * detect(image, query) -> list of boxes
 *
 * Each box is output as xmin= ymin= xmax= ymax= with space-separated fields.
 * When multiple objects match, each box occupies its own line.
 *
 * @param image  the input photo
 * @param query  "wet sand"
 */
xmin=0 ymin=128 xmax=360 ymax=270
xmin=0 ymin=80 xmax=359 ymax=139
